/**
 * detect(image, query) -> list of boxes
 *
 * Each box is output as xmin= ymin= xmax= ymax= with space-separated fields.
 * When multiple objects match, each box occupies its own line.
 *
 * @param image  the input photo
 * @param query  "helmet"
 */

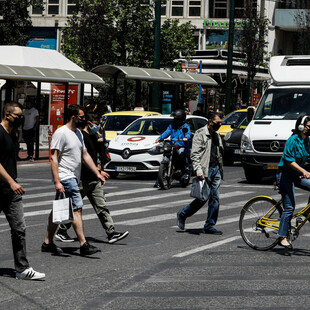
xmin=171 ymin=109 xmax=186 ymax=123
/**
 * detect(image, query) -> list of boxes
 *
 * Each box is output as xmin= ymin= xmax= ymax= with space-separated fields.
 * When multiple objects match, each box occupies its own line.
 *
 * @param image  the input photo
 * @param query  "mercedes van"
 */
xmin=240 ymin=55 xmax=310 ymax=183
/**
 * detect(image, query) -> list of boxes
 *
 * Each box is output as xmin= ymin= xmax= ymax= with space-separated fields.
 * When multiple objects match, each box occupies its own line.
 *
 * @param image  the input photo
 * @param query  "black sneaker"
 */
xmin=55 ymin=231 xmax=75 ymax=243
xmin=80 ymin=242 xmax=101 ymax=256
xmin=41 ymin=242 xmax=64 ymax=254
xmin=177 ymin=211 xmax=185 ymax=230
xmin=108 ymin=231 xmax=129 ymax=244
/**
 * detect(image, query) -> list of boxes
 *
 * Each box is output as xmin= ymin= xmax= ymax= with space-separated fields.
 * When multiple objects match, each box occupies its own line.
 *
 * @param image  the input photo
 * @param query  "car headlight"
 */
xmin=224 ymin=131 xmax=232 ymax=141
xmin=147 ymin=144 xmax=163 ymax=155
xmin=241 ymin=134 xmax=253 ymax=151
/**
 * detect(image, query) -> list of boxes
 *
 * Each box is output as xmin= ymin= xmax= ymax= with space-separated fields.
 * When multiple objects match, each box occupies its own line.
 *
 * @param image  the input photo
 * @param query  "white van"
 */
xmin=240 ymin=55 xmax=310 ymax=183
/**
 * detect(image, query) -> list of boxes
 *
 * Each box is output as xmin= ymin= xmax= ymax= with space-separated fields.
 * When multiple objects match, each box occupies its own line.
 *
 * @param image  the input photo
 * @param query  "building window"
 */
xmin=171 ymin=1 xmax=184 ymax=17
xmin=32 ymin=4 xmax=44 ymax=15
xmin=213 ymin=0 xmax=227 ymax=18
xmin=47 ymin=0 xmax=59 ymax=15
xmin=234 ymin=0 xmax=257 ymax=17
xmin=161 ymin=4 xmax=167 ymax=16
xmin=67 ymin=0 xmax=77 ymax=15
xmin=189 ymin=1 xmax=201 ymax=17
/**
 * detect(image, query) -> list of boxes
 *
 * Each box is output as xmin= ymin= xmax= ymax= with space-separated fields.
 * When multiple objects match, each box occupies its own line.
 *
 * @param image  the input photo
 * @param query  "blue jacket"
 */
xmin=158 ymin=123 xmax=191 ymax=148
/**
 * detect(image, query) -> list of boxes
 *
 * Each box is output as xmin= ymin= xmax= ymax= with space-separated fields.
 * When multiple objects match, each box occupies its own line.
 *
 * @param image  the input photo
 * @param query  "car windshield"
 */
xmin=255 ymin=88 xmax=310 ymax=120
xmin=122 ymin=118 xmax=172 ymax=136
xmin=222 ymin=111 xmax=246 ymax=125
xmin=238 ymin=117 xmax=248 ymax=129
xmin=103 ymin=115 xmax=140 ymax=131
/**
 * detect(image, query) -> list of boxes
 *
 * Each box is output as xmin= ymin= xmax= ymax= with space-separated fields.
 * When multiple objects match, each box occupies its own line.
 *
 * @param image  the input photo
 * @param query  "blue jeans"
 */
xmin=179 ymin=165 xmax=221 ymax=230
xmin=55 ymin=178 xmax=83 ymax=211
xmin=277 ymin=169 xmax=310 ymax=237
xmin=0 ymin=193 xmax=29 ymax=273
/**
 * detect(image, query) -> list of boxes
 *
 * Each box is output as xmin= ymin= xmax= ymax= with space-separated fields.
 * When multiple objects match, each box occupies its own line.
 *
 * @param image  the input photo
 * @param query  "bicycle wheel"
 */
xmin=239 ymin=196 xmax=282 ymax=251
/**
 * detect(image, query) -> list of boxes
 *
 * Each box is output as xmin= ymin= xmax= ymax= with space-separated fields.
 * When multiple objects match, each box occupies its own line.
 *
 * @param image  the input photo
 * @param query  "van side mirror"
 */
xmin=230 ymin=122 xmax=237 ymax=129
xmin=247 ymin=106 xmax=255 ymax=123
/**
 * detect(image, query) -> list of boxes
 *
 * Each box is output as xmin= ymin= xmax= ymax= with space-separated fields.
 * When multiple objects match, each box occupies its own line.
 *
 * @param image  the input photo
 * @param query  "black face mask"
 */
xmin=212 ymin=122 xmax=221 ymax=131
xmin=9 ymin=114 xmax=23 ymax=128
xmin=172 ymin=119 xmax=183 ymax=129
xmin=305 ymin=130 xmax=310 ymax=137
xmin=77 ymin=119 xmax=86 ymax=128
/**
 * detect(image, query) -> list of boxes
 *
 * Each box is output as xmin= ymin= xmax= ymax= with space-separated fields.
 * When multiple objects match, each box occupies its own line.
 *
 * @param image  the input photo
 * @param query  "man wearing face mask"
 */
xmin=177 ymin=112 xmax=224 ymax=235
xmin=155 ymin=109 xmax=191 ymax=180
xmin=42 ymin=105 xmax=106 ymax=256
xmin=0 ymin=102 xmax=45 ymax=280
xmin=55 ymin=113 xmax=129 ymax=244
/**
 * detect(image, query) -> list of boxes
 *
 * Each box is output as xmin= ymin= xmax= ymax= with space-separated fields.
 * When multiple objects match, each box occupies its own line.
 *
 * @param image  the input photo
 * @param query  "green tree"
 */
xmin=0 ymin=0 xmax=43 ymax=45
xmin=161 ymin=19 xmax=196 ymax=68
xmin=294 ymin=9 xmax=310 ymax=54
xmin=238 ymin=3 xmax=269 ymax=105
xmin=61 ymin=0 xmax=116 ymax=71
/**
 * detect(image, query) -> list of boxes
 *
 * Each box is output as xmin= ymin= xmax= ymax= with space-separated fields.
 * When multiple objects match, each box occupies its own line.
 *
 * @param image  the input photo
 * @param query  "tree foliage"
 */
xmin=238 ymin=4 xmax=269 ymax=104
xmin=0 ymin=0 xmax=43 ymax=45
xmin=61 ymin=0 xmax=196 ymax=70
xmin=294 ymin=10 xmax=310 ymax=54
xmin=161 ymin=19 xmax=196 ymax=68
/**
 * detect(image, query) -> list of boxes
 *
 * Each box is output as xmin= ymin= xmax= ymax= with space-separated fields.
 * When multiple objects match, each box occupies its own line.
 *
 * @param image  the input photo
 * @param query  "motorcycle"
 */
xmin=157 ymin=128 xmax=191 ymax=190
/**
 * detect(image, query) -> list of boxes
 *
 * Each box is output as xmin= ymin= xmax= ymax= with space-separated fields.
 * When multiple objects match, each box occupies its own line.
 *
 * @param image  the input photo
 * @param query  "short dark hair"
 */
xmin=66 ymin=104 xmax=83 ymax=122
xmin=3 ymin=102 xmax=23 ymax=117
xmin=207 ymin=111 xmax=224 ymax=121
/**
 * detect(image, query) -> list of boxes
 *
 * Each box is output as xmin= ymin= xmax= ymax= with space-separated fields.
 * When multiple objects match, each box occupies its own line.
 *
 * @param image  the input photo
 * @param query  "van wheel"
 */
xmin=244 ymin=167 xmax=262 ymax=184
xmin=223 ymin=155 xmax=234 ymax=166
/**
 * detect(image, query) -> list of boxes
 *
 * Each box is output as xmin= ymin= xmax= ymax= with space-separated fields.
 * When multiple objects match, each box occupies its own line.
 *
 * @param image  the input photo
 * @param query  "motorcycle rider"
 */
xmin=155 ymin=109 xmax=191 ymax=180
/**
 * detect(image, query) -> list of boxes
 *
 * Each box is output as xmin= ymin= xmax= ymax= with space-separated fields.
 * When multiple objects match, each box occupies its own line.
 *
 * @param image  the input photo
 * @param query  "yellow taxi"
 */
xmin=218 ymin=109 xmax=247 ymax=137
xmin=102 ymin=110 xmax=161 ymax=141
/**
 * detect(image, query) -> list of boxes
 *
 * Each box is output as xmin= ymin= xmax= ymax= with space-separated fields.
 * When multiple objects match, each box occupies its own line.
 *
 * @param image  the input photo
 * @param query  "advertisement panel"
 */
xmin=49 ymin=84 xmax=79 ymax=133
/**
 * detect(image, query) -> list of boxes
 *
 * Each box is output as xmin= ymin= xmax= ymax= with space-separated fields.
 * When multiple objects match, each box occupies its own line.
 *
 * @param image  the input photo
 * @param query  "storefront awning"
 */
xmin=92 ymin=64 xmax=218 ymax=86
xmin=0 ymin=64 xmax=105 ymax=85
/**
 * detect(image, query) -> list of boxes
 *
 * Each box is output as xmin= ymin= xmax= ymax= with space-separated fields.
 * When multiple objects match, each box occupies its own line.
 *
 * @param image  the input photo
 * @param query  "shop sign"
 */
xmin=203 ymin=19 xmax=245 ymax=29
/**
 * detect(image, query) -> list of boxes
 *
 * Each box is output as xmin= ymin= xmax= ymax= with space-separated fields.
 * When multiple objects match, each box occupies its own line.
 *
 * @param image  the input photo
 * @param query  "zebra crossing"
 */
xmin=1 ymin=178 xmax=309 ymax=232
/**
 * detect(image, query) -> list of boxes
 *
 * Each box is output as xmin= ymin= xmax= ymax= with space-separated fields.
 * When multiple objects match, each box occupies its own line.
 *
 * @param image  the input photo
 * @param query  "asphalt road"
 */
xmin=1 ymin=162 xmax=310 ymax=309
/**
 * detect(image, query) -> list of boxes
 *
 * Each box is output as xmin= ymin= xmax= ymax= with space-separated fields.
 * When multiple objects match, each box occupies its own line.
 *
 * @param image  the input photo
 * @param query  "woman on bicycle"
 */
xmin=276 ymin=115 xmax=310 ymax=249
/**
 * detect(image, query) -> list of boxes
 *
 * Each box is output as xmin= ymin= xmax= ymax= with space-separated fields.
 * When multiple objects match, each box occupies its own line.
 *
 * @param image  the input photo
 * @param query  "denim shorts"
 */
xmin=55 ymin=178 xmax=83 ymax=211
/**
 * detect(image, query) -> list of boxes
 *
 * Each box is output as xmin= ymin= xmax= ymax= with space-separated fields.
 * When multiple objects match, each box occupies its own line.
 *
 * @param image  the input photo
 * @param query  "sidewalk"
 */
xmin=17 ymin=142 xmax=50 ymax=165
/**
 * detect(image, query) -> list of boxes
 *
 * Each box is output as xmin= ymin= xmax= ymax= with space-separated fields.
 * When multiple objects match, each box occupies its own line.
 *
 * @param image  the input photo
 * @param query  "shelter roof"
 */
xmin=0 ymin=46 xmax=105 ymax=85
xmin=91 ymin=64 xmax=218 ymax=86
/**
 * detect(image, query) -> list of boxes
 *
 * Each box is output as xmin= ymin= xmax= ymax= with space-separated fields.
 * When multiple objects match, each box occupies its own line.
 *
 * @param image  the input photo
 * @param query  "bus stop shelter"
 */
xmin=91 ymin=64 xmax=218 ymax=112
xmin=0 ymin=46 xmax=105 ymax=159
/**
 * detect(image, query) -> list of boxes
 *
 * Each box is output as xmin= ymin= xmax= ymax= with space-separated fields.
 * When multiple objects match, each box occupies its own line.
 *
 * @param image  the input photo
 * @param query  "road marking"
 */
xmin=173 ymin=236 xmax=241 ymax=258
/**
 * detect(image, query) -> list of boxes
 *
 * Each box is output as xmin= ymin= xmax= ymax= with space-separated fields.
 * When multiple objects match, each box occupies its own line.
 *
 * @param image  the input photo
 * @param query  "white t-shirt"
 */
xmin=51 ymin=125 xmax=86 ymax=182
xmin=23 ymin=107 xmax=39 ymax=130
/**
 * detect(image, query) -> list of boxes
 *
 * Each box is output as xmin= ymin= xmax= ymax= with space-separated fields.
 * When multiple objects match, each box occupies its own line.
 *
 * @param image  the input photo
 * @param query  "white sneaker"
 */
xmin=16 ymin=267 xmax=45 ymax=280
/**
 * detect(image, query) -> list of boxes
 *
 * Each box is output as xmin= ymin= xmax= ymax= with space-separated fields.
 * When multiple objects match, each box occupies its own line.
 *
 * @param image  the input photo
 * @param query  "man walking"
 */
xmin=42 ymin=105 xmax=106 ymax=256
xmin=177 ymin=112 xmax=224 ymax=235
xmin=55 ymin=113 xmax=129 ymax=244
xmin=0 ymin=102 xmax=45 ymax=280
xmin=22 ymin=99 xmax=39 ymax=161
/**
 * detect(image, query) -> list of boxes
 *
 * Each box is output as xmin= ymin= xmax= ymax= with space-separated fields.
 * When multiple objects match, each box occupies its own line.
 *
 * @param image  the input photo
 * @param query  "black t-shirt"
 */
xmin=80 ymin=130 xmax=105 ymax=181
xmin=210 ymin=131 xmax=220 ymax=166
xmin=0 ymin=124 xmax=17 ymax=196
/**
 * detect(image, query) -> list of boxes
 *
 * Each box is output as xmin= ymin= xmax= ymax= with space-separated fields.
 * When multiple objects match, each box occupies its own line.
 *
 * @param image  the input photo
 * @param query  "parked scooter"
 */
xmin=157 ymin=128 xmax=191 ymax=189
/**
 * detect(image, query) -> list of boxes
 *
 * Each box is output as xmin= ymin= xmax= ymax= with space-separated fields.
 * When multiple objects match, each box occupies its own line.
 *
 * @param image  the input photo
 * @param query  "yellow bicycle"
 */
xmin=239 ymin=195 xmax=310 ymax=250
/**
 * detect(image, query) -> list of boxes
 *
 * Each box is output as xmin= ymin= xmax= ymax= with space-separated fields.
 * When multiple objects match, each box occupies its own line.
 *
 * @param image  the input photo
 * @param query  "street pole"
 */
xmin=152 ymin=0 xmax=161 ymax=113
xmin=225 ymin=0 xmax=235 ymax=115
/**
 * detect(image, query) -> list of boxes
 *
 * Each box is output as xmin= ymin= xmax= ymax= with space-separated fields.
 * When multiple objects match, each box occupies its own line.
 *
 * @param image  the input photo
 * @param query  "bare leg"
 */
xmin=71 ymin=209 xmax=86 ymax=246
xmin=44 ymin=211 xmax=59 ymax=244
